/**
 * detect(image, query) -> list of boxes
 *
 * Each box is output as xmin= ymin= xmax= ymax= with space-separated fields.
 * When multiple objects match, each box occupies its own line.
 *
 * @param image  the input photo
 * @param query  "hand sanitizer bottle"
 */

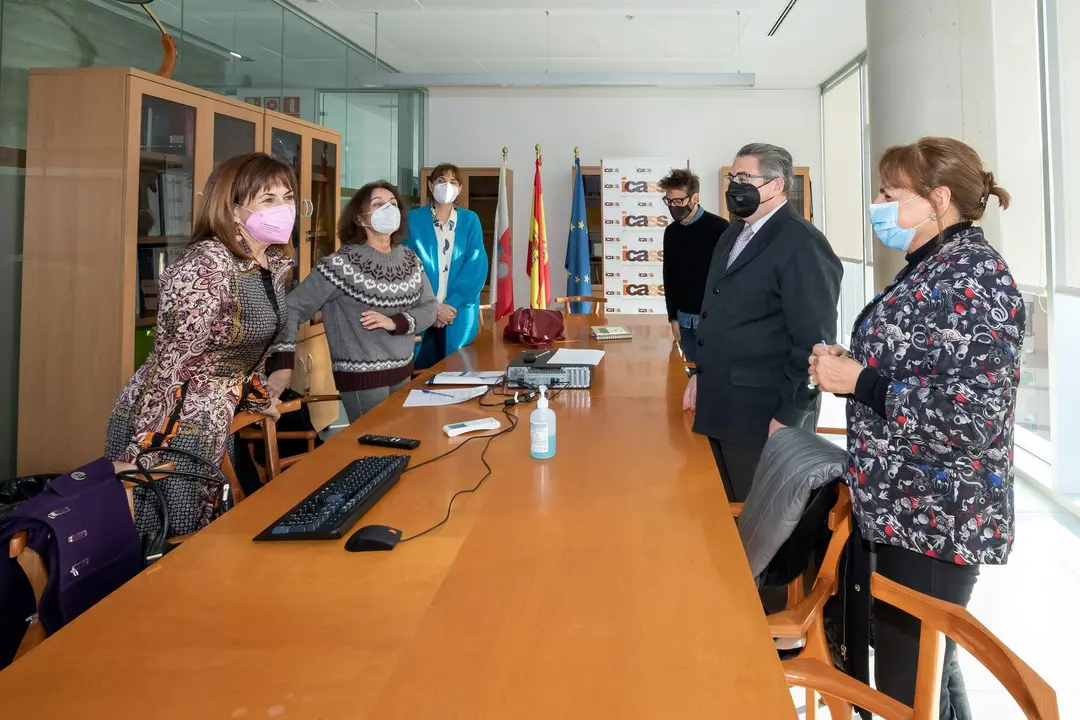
xmin=529 ymin=386 xmax=556 ymax=459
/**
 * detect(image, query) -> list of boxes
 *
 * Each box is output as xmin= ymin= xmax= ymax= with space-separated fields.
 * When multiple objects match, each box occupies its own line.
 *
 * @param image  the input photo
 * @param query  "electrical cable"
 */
xmin=405 ymin=382 xmax=524 ymax=472
xmin=399 ymin=404 xmax=518 ymax=544
xmin=117 ymin=445 xmax=232 ymax=562
xmin=396 ymin=376 xmax=571 ymax=543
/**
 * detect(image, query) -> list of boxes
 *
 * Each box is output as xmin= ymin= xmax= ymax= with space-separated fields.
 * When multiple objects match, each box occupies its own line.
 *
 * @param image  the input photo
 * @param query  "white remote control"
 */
xmin=443 ymin=417 xmax=501 ymax=438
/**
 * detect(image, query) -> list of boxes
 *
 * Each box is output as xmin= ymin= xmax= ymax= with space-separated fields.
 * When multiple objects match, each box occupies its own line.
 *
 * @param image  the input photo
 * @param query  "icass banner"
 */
xmin=600 ymin=157 xmax=689 ymax=315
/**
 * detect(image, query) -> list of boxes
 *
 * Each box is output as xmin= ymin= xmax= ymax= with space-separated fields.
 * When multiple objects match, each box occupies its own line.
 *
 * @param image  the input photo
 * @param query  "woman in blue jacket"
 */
xmin=405 ymin=163 xmax=488 ymax=368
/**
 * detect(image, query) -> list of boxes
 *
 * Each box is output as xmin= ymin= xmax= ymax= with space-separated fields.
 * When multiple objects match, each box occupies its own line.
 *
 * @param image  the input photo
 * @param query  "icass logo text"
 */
xmin=622 ymin=281 xmax=665 ymax=297
xmin=622 ymin=213 xmax=669 ymax=228
xmin=622 ymin=178 xmax=661 ymax=194
xmin=622 ymin=249 xmax=664 ymax=263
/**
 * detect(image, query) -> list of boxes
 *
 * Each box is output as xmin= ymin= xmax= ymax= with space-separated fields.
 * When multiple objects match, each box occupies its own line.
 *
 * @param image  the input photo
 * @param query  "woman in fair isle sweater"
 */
xmin=268 ymin=181 xmax=437 ymax=422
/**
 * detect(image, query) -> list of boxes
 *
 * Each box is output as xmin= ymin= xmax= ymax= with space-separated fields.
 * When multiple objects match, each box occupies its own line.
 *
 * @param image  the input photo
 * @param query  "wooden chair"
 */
xmin=728 ymin=424 xmax=846 ymax=520
xmin=222 ymin=410 xmax=272 ymax=504
xmin=555 ymin=295 xmax=607 ymax=316
xmin=236 ymin=395 xmax=340 ymax=481
xmin=783 ymin=571 xmax=1059 ymax=720
xmin=767 ymin=487 xmax=853 ymax=720
xmin=478 ymin=303 xmax=495 ymax=329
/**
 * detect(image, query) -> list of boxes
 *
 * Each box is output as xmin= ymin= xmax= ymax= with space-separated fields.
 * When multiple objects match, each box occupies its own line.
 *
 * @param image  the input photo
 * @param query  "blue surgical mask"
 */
xmin=868 ymin=197 xmax=931 ymax=253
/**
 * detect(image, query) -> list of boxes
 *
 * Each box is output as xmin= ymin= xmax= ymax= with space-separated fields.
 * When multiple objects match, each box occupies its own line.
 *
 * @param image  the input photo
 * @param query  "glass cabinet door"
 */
xmin=213 ymin=113 xmax=257 ymax=164
xmin=135 ymin=95 xmax=196 ymax=370
xmin=788 ymin=174 xmax=807 ymax=221
xmin=310 ymin=138 xmax=338 ymax=269
xmin=268 ymin=127 xmax=303 ymax=290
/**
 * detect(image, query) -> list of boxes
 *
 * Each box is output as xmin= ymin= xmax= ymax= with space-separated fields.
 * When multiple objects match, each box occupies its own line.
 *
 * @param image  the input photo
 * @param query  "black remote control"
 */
xmin=357 ymin=434 xmax=421 ymax=450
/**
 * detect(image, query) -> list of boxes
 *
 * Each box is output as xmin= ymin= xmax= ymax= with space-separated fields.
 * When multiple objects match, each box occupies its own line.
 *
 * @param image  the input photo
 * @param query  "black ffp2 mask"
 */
xmin=725 ymin=181 xmax=763 ymax=219
xmin=668 ymin=203 xmax=692 ymax=222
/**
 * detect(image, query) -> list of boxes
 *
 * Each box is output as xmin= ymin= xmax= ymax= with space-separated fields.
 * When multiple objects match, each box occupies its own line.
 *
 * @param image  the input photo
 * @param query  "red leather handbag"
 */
xmin=502 ymin=308 xmax=565 ymax=346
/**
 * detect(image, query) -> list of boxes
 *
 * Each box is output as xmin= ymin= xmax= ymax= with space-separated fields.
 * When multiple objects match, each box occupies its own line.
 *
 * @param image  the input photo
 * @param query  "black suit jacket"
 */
xmin=692 ymin=203 xmax=843 ymax=443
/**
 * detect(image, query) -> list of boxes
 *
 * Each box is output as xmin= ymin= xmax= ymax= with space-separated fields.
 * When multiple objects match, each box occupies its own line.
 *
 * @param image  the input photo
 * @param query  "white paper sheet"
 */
xmin=430 ymin=371 xmax=505 ymax=386
xmin=548 ymin=349 xmax=606 ymax=366
xmin=402 ymin=385 xmax=489 ymax=407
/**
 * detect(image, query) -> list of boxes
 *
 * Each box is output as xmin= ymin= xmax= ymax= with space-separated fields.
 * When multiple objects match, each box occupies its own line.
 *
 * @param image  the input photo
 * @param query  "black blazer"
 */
xmin=692 ymin=203 xmax=843 ymax=443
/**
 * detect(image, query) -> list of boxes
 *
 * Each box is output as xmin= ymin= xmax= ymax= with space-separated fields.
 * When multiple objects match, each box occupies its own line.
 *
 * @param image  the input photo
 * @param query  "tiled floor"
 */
xmin=789 ymin=479 xmax=1079 ymax=718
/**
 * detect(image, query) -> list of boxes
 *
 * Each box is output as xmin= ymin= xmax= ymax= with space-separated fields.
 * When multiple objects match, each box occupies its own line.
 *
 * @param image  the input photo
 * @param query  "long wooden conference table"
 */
xmin=0 ymin=316 xmax=797 ymax=718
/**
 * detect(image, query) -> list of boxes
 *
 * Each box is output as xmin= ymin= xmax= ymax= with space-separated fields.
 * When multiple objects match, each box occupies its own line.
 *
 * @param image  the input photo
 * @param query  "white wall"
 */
xmin=426 ymin=87 xmax=824 ymax=309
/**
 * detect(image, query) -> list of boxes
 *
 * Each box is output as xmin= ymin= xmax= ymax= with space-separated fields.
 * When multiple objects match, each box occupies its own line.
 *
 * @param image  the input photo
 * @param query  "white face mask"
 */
xmin=366 ymin=203 xmax=401 ymax=235
xmin=432 ymin=181 xmax=460 ymax=205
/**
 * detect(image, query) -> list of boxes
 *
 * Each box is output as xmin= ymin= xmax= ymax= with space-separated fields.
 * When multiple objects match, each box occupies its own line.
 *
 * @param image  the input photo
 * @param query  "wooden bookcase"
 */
xmin=419 ymin=166 xmax=513 ymax=299
xmin=718 ymin=166 xmax=814 ymax=223
xmin=18 ymin=67 xmax=341 ymax=474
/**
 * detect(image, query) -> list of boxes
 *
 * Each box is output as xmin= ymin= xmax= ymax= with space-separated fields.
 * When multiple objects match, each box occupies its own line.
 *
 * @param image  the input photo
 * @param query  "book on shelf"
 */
xmin=160 ymin=171 xmax=193 ymax=237
xmin=145 ymin=175 xmax=163 ymax=236
xmin=591 ymin=326 xmax=632 ymax=341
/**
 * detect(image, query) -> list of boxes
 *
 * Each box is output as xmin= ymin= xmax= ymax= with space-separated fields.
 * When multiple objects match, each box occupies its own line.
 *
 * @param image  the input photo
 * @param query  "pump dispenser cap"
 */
xmin=537 ymin=385 xmax=549 ymax=409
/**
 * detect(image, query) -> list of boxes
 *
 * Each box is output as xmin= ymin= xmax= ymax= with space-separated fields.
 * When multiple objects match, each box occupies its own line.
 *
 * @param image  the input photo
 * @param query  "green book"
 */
xmin=591 ymin=326 xmax=632 ymax=341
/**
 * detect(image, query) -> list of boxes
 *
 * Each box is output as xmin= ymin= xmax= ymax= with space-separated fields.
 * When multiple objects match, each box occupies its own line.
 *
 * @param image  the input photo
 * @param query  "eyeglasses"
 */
xmin=725 ymin=173 xmax=773 ymax=185
xmin=662 ymin=195 xmax=692 ymax=207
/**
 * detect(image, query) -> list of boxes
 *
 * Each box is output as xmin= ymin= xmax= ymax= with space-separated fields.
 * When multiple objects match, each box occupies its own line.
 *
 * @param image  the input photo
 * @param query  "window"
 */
xmin=820 ymin=56 xmax=871 ymax=345
xmin=991 ymin=0 xmax=1052 ymax=460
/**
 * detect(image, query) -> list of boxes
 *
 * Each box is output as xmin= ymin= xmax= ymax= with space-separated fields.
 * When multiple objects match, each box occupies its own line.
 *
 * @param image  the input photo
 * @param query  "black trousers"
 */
xmin=707 ymin=438 xmax=765 ymax=503
xmin=874 ymin=544 xmax=980 ymax=720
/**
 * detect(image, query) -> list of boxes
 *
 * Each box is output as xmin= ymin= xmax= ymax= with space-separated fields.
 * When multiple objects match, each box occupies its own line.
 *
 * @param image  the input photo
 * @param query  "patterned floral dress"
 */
xmin=846 ymin=223 xmax=1025 ymax=565
xmin=105 ymin=239 xmax=290 ymax=537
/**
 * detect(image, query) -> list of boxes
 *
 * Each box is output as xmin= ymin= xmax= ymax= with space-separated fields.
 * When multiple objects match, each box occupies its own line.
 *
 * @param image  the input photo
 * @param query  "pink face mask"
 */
xmin=239 ymin=203 xmax=296 ymax=245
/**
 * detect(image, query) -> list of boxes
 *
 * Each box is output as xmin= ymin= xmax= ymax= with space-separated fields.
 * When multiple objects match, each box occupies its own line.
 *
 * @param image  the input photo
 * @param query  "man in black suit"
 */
xmin=684 ymin=143 xmax=842 ymax=502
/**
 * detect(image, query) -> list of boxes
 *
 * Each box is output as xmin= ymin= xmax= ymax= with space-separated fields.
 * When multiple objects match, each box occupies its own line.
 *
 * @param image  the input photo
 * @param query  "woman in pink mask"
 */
xmin=105 ymin=153 xmax=296 ymax=539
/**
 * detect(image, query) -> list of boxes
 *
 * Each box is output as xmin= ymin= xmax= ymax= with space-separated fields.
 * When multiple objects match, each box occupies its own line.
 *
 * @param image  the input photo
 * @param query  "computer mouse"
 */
xmin=344 ymin=524 xmax=402 ymax=552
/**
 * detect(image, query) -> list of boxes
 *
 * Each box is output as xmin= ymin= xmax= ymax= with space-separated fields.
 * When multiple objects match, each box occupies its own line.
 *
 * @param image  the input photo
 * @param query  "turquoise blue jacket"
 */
xmin=404 ymin=205 xmax=488 ymax=356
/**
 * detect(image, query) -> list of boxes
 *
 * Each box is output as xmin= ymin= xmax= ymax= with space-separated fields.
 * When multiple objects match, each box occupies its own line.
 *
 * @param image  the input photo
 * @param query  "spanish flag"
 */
xmin=527 ymin=151 xmax=551 ymax=309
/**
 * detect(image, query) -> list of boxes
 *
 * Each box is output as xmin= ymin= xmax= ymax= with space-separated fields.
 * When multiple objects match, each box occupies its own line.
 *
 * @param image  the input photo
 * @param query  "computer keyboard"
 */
xmin=253 ymin=455 xmax=410 ymax=542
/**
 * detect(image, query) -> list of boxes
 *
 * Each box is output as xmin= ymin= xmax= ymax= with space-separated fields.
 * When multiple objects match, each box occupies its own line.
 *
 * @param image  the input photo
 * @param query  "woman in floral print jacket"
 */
xmin=810 ymin=137 xmax=1023 ymax=720
xmin=106 ymin=154 xmax=296 ymax=539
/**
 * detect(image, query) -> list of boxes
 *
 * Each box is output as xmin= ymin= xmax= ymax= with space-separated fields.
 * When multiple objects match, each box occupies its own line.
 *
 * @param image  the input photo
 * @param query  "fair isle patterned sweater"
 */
xmin=269 ymin=243 xmax=437 ymax=391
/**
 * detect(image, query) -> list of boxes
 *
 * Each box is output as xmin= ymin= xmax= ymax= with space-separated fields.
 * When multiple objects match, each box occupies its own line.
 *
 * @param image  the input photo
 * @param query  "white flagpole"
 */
xmin=492 ymin=147 xmax=510 ymax=309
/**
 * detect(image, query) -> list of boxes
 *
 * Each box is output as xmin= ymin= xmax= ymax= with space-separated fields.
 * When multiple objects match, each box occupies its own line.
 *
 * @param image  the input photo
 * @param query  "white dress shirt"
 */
xmin=749 ymin=202 xmax=785 ymax=234
xmin=727 ymin=202 xmax=788 ymax=268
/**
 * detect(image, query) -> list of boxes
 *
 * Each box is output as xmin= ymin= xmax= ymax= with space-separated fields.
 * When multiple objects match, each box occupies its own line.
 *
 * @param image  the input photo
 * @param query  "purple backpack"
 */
xmin=0 ymin=458 xmax=141 ymax=667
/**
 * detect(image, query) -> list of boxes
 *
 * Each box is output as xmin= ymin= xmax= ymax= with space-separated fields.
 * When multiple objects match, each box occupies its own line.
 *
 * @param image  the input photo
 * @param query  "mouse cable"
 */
xmin=399 ymin=404 xmax=519 ymax=544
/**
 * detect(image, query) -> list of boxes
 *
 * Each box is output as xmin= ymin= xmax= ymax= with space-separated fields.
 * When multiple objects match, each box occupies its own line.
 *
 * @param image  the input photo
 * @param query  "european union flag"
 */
xmin=565 ymin=157 xmax=592 ymax=313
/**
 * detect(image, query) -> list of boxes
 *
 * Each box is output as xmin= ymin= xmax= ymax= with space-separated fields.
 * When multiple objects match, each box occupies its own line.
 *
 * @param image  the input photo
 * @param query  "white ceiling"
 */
xmin=288 ymin=0 xmax=867 ymax=88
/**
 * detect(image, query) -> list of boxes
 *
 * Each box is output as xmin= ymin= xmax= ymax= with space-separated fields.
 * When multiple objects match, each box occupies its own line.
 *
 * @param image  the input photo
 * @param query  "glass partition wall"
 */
xmin=0 ymin=0 xmax=424 ymax=475
xmin=320 ymin=90 xmax=425 ymax=210
xmin=820 ymin=55 xmax=872 ymax=347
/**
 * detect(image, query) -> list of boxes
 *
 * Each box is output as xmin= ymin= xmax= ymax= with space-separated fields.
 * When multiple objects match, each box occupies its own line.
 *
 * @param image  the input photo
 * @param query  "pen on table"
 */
xmin=422 ymin=389 xmax=455 ymax=398
xmin=808 ymin=339 xmax=827 ymax=389
xmin=534 ymin=350 xmax=551 ymax=360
